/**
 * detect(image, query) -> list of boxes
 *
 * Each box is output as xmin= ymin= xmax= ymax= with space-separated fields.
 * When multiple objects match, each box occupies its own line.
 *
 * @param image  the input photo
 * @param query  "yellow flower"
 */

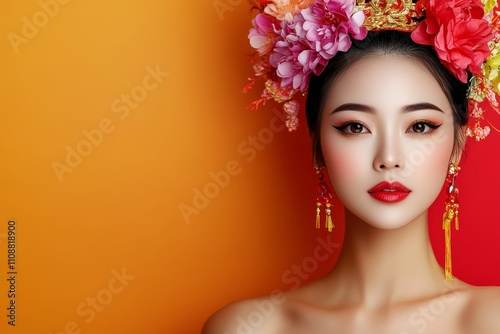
xmin=482 ymin=0 xmax=496 ymax=14
xmin=485 ymin=43 xmax=500 ymax=95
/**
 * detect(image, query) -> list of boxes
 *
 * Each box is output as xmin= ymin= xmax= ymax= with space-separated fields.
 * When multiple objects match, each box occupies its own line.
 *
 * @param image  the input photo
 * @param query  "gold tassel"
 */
xmin=442 ymin=202 xmax=459 ymax=282
xmin=442 ymin=163 xmax=460 ymax=282
xmin=325 ymin=203 xmax=334 ymax=232
xmin=314 ymin=165 xmax=334 ymax=232
xmin=315 ymin=203 xmax=321 ymax=229
xmin=443 ymin=211 xmax=452 ymax=282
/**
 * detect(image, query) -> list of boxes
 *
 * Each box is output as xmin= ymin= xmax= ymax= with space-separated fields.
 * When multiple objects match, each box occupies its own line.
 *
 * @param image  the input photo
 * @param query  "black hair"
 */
xmin=305 ymin=30 xmax=469 ymax=165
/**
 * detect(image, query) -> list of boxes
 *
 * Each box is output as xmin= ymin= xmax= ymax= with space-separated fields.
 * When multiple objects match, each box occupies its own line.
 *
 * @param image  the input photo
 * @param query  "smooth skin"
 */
xmin=202 ymin=56 xmax=500 ymax=333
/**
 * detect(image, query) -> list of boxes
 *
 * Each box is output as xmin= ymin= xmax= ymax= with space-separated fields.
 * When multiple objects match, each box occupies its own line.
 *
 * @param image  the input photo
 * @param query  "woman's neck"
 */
xmin=323 ymin=209 xmax=449 ymax=309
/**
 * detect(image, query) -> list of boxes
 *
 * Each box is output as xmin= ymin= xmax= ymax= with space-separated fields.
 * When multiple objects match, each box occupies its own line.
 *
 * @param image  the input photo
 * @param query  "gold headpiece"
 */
xmin=357 ymin=0 xmax=422 ymax=32
xmin=245 ymin=0 xmax=499 ymax=137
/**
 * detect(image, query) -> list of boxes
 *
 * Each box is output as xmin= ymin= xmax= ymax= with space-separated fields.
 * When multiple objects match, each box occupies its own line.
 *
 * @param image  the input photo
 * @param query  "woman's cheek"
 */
xmin=417 ymin=140 xmax=453 ymax=187
xmin=412 ymin=127 xmax=454 ymax=169
xmin=323 ymin=139 xmax=371 ymax=190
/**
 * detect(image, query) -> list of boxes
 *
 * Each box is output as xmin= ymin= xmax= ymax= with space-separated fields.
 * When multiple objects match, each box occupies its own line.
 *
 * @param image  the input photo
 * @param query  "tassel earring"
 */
xmin=315 ymin=166 xmax=334 ymax=232
xmin=442 ymin=162 xmax=460 ymax=282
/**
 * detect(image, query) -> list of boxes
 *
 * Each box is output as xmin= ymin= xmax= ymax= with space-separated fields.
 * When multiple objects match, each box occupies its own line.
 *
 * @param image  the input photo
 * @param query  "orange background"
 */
xmin=0 ymin=1 xmax=499 ymax=333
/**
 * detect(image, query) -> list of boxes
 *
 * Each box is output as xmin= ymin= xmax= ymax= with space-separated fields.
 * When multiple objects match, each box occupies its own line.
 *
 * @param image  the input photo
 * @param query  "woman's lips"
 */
xmin=368 ymin=181 xmax=411 ymax=203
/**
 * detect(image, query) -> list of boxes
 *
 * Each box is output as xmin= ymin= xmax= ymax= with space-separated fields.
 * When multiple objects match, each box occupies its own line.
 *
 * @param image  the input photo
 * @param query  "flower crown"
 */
xmin=244 ymin=0 xmax=500 ymax=140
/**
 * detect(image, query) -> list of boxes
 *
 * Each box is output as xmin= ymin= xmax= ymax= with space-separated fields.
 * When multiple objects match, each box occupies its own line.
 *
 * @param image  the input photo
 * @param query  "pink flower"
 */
xmin=249 ymin=14 xmax=279 ymax=55
xmin=411 ymin=0 xmax=493 ymax=82
xmin=301 ymin=0 xmax=367 ymax=59
xmin=269 ymin=15 xmax=327 ymax=91
xmin=267 ymin=0 xmax=366 ymax=92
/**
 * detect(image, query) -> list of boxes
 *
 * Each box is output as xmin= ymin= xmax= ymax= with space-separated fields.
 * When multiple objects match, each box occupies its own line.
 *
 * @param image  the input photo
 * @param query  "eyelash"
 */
xmin=333 ymin=120 xmax=442 ymax=136
xmin=407 ymin=120 xmax=442 ymax=135
xmin=333 ymin=121 xmax=369 ymax=136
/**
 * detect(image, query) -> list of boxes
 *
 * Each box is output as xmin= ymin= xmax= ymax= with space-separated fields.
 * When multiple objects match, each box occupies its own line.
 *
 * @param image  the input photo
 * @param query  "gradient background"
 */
xmin=0 ymin=1 xmax=499 ymax=333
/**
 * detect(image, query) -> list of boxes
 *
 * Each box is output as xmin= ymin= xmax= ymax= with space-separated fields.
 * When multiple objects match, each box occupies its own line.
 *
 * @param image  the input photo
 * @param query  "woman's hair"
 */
xmin=305 ymin=30 xmax=469 ymax=166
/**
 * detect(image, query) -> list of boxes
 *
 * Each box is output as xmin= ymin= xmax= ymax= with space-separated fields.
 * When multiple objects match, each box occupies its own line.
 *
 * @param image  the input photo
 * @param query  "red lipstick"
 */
xmin=368 ymin=181 xmax=411 ymax=203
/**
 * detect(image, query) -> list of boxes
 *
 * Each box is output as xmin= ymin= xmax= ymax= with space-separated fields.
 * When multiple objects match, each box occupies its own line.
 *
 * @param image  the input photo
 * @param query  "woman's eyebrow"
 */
xmin=402 ymin=102 xmax=444 ymax=113
xmin=330 ymin=103 xmax=375 ymax=114
xmin=330 ymin=102 xmax=444 ymax=114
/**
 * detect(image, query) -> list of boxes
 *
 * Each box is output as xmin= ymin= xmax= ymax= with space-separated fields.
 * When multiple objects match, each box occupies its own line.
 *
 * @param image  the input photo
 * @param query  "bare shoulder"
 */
xmin=202 ymin=293 xmax=288 ymax=334
xmin=461 ymin=285 xmax=500 ymax=332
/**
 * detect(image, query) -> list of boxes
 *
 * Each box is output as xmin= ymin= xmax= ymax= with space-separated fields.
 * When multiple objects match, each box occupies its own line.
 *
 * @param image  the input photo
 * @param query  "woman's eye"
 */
xmin=408 ymin=121 xmax=441 ymax=134
xmin=334 ymin=122 xmax=369 ymax=134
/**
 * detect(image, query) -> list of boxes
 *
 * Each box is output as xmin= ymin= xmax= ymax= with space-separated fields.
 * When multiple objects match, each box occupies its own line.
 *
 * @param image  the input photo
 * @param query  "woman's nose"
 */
xmin=373 ymin=132 xmax=404 ymax=171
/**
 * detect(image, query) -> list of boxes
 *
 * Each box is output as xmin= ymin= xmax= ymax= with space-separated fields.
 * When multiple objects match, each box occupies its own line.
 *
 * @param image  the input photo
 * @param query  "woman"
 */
xmin=203 ymin=0 xmax=500 ymax=332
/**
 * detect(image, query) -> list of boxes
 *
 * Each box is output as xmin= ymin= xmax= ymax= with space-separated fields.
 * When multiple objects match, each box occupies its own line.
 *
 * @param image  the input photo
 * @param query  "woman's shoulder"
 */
xmin=201 ymin=283 xmax=500 ymax=333
xmin=202 ymin=293 xmax=288 ymax=334
xmin=459 ymin=285 xmax=500 ymax=332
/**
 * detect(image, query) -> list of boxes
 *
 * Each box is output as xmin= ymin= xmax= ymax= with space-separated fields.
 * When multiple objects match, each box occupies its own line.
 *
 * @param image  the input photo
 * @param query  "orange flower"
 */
xmin=264 ymin=0 xmax=314 ymax=21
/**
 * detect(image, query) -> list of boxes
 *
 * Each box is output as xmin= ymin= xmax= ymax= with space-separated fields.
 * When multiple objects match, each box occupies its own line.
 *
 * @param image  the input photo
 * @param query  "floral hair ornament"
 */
xmin=244 ymin=0 xmax=500 ymax=138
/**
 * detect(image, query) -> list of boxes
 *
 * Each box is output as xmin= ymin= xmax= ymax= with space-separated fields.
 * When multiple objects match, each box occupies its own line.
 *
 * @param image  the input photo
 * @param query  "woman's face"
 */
xmin=320 ymin=55 xmax=456 ymax=229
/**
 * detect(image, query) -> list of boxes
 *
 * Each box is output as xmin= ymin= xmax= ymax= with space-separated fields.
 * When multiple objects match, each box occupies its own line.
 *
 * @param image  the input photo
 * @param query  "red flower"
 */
xmin=411 ymin=0 xmax=493 ymax=82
